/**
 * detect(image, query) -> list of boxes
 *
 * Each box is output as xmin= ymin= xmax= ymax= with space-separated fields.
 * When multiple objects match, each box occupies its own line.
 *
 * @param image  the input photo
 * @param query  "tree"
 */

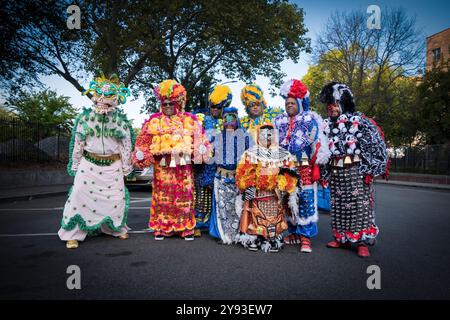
xmin=0 ymin=105 xmax=17 ymax=120
xmin=416 ymin=69 xmax=450 ymax=145
xmin=1 ymin=0 xmax=310 ymax=112
xmin=313 ymin=7 xmax=424 ymax=114
xmin=303 ymin=7 xmax=425 ymax=147
xmin=5 ymin=89 xmax=77 ymax=131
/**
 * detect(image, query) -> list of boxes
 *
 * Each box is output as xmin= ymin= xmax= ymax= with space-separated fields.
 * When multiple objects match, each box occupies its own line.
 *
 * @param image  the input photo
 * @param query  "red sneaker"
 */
xmin=327 ymin=240 xmax=349 ymax=248
xmin=283 ymin=234 xmax=301 ymax=245
xmin=357 ymin=244 xmax=371 ymax=257
xmin=300 ymin=236 xmax=312 ymax=253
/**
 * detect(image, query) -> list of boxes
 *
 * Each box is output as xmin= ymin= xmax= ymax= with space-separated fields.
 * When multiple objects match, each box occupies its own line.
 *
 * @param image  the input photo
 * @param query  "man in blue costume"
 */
xmin=193 ymin=85 xmax=233 ymax=236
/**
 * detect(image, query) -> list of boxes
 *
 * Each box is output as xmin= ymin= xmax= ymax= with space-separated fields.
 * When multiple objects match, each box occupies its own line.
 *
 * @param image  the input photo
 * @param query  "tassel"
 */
xmin=185 ymin=154 xmax=191 ymax=164
xmin=353 ymin=154 xmax=360 ymax=162
xmin=160 ymin=157 xmax=166 ymax=166
xmin=336 ymin=158 xmax=344 ymax=167
xmin=180 ymin=156 xmax=186 ymax=166
xmin=344 ymin=156 xmax=352 ymax=164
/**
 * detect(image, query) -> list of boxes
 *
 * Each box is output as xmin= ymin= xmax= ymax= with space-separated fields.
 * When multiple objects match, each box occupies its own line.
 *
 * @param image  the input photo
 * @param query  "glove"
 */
xmin=243 ymin=187 xmax=256 ymax=201
xmin=312 ymin=165 xmax=320 ymax=182
xmin=135 ymin=149 xmax=145 ymax=161
xmin=364 ymin=175 xmax=374 ymax=185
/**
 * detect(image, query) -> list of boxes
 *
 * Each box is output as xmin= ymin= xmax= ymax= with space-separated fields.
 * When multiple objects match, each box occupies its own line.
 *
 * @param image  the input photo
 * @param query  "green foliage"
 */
xmin=6 ymin=90 xmax=77 ymax=131
xmin=1 ymin=0 xmax=310 ymax=113
xmin=0 ymin=105 xmax=18 ymax=120
xmin=303 ymin=55 xmax=422 ymax=146
xmin=416 ymin=69 xmax=450 ymax=145
xmin=304 ymin=7 xmax=426 ymax=147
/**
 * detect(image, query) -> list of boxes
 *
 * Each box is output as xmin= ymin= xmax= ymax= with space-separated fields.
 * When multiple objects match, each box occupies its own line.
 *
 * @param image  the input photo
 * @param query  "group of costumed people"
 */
xmin=59 ymin=72 xmax=388 ymax=258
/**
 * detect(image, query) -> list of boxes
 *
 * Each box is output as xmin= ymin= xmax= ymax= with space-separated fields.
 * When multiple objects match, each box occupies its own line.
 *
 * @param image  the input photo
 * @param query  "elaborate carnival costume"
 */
xmin=319 ymin=82 xmax=388 ymax=257
xmin=274 ymin=79 xmax=330 ymax=253
xmin=192 ymin=85 xmax=230 ymax=236
xmin=208 ymin=107 xmax=251 ymax=244
xmin=132 ymin=80 xmax=211 ymax=240
xmin=58 ymin=73 xmax=134 ymax=249
xmin=240 ymin=83 xmax=283 ymax=132
xmin=236 ymin=124 xmax=299 ymax=253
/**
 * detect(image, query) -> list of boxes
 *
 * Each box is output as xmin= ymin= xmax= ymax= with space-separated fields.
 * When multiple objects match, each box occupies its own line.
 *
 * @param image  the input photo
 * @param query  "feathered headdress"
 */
xmin=154 ymin=79 xmax=187 ymax=112
xmin=83 ymin=72 xmax=131 ymax=105
xmin=241 ymin=83 xmax=267 ymax=112
xmin=279 ymin=79 xmax=310 ymax=112
xmin=318 ymin=81 xmax=355 ymax=113
xmin=209 ymin=85 xmax=233 ymax=109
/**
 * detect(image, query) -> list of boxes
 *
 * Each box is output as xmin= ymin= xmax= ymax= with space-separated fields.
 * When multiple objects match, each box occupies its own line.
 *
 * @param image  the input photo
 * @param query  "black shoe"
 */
xmin=247 ymin=243 xmax=258 ymax=251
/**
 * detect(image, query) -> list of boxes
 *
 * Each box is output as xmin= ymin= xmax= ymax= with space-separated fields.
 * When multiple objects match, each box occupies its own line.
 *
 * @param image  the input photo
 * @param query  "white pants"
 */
xmin=58 ymin=224 xmax=129 ymax=241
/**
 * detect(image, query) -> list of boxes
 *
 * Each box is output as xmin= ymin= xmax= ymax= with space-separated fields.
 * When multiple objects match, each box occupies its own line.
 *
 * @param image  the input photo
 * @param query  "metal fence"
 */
xmin=389 ymin=144 xmax=450 ymax=175
xmin=0 ymin=117 xmax=71 ymax=164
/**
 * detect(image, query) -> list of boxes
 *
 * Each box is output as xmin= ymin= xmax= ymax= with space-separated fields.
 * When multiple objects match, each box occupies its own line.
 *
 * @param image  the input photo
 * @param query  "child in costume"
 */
xmin=236 ymin=124 xmax=300 ymax=253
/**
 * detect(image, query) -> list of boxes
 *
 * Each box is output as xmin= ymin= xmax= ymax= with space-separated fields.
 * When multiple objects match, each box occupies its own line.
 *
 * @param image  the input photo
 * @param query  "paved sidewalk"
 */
xmin=0 ymin=184 xmax=71 ymax=203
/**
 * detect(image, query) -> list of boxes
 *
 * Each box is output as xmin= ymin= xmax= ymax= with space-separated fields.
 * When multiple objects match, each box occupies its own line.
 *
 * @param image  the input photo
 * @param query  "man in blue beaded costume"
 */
xmin=192 ymin=85 xmax=232 ymax=236
xmin=58 ymin=72 xmax=134 ymax=249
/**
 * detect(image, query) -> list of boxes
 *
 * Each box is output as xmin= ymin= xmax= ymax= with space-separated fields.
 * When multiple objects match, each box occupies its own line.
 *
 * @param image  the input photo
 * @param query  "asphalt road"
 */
xmin=0 ymin=184 xmax=449 ymax=299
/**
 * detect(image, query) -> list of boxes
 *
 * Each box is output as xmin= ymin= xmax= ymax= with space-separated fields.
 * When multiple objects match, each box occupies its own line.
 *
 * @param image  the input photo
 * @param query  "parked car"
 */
xmin=125 ymin=166 xmax=153 ymax=187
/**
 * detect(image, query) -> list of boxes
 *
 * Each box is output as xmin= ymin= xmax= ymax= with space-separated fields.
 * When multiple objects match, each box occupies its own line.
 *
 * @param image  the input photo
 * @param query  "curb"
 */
xmin=375 ymin=180 xmax=450 ymax=191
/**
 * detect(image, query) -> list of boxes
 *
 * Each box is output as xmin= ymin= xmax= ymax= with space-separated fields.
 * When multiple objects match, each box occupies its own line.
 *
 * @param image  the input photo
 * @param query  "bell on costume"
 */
xmin=179 ymin=154 xmax=186 ymax=166
xmin=169 ymin=153 xmax=177 ymax=167
xmin=301 ymin=152 xmax=309 ymax=166
xmin=184 ymin=154 xmax=191 ymax=164
xmin=344 ymin=156 xmax=352 ymax=164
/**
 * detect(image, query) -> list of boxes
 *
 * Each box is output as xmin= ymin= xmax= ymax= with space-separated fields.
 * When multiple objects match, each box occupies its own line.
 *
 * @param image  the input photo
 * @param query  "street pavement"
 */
xmin=0 ymin=184 xmax=449 ymax=299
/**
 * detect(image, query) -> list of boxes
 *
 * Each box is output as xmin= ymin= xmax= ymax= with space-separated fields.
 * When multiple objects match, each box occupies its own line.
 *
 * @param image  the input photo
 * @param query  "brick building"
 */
xmin=426 ymin=28 xmax=450 ymax=72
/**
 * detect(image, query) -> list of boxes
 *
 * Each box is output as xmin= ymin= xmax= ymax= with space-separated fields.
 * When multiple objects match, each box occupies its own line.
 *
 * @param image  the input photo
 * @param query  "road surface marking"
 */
xmin=0 ymin=207 xmax=151 ymax=212
xmin=0 ymin=230 xmax=152 ymax=237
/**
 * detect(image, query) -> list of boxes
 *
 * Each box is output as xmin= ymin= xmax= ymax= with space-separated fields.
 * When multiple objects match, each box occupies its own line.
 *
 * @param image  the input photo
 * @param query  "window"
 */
xmin=432 ymin=48 xmax=441 ymax=62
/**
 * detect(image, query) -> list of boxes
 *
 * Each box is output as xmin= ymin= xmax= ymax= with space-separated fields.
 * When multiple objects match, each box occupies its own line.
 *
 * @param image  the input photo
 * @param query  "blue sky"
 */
xmin=42 ymin=0 xmax=450 ymax=128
